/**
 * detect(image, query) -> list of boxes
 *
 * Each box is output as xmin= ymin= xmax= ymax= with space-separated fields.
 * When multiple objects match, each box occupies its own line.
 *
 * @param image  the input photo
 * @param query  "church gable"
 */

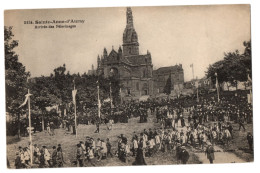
xmin=107 ymin=50 xmax=119 ymax=63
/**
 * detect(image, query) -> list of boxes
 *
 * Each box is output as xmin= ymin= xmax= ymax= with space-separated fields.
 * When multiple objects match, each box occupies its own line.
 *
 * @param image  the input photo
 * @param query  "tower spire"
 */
xmin=123 ymin=7 xmax=139 ymax=56
xmin=126 ymin=7 xmax=133 ymax=27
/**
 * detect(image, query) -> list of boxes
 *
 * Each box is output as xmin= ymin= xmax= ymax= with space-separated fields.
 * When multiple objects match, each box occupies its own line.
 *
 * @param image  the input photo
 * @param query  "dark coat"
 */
xmin=15 ymin=156 xmax=23 ymax=169
xmin=134 ymin=148 xmax=146 ymax=165
xmin=180 ymin=149 xmax=190 ymax=164
xmin=206 ymin=146 xmax=215 ymax=160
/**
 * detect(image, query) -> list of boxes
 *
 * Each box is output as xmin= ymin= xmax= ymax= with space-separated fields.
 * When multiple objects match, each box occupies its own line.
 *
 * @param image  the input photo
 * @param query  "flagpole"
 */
xmin=110 ymin=82 xmax=112 ymax=113
xmin=97 ymin=82 xmax=101 ymax=118
xmin=28 ymin=88 xmax=33 ymax=165
xmin=196 ymin=87 xmax=199 ymax=102
xmin=216 ymin=73 xmax=220 ymax=102
xmin=191 ymin=64 xmax=194 ymax=80
xmin=73 ymin=81 xmax=77 ymax=138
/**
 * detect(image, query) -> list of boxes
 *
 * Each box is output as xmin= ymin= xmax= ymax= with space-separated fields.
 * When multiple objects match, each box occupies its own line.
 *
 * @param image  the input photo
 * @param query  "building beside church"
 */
xmin=153 ymin=65 xmax=184 ymax=95
xmin=96 ymin=7 xmax=184 ymax=99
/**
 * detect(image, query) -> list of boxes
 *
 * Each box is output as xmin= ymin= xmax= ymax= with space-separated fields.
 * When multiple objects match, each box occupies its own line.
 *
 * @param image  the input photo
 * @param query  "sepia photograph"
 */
xmin=4 ymin=4 xmax=252 ymax=169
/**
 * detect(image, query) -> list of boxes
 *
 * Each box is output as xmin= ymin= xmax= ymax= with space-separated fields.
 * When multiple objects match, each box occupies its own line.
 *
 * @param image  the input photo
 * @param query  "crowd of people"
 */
xmin=75 ymin=137 xmax=112 ymax=167
xmin=14 ymin=143 xmax=64 ymax=169
xmin=73 ymin=129 xmax=192 ymax=167
xmin=12 ymin=90 xmax=253 ymax=168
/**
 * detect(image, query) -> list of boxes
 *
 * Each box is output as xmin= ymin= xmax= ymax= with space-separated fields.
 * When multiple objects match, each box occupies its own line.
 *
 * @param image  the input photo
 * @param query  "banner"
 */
xmin=72 ymin=89 xmax=77 ymax=104
xmin=19 ymin=93 xmax=32 ymax=108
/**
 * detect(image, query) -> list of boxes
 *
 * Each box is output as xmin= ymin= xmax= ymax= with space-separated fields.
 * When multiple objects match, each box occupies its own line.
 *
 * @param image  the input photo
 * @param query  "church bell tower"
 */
xmin=122 ymin=7 xmax=139 ymax=56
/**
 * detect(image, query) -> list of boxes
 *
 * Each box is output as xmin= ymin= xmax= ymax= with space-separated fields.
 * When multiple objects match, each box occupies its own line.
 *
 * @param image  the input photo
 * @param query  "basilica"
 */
xmin=96 ymin=7 xmax=184 ymax=99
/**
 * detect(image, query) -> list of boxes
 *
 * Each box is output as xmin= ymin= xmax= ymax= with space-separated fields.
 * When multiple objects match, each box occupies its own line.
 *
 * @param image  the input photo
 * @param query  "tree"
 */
xmin=29 ymin=76 xmax=61 ymax=130
xmin=5 ymin=26 xmax=30 ymax=138
xmin=206 ymin=40 xmax=251 ymax=90
xmin=163 ymin=74 xmax=173 ymax=96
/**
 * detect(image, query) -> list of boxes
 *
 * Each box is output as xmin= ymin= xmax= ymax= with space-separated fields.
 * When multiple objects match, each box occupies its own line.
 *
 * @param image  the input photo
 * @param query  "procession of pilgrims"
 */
xmin=13 ymin=90 xmax=253 ymax=168
xmin=14 ymin=143 xmax=65 ymax=168
xmin=74 ymin=128 xmax=192 ymax=167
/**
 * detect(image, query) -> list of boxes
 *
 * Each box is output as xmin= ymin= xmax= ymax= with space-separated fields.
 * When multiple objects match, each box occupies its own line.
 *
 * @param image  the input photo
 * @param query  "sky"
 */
xmin=4 ymin=5 xmax=251 ymax=81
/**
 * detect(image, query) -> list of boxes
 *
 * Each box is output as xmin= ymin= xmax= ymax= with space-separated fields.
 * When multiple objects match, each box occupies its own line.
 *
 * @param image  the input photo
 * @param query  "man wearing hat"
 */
xmin=33 ymin=144 xmax=40 ymax=164
xmin=56 ymin=147 xmax=63 ymax=167
xmin=76 ymin=143 xmax=85 ymax=167
xmin=51 ymin=146 xmax=57 ymax=167
xmin=238 ymin=116 xmax=246 ymax=131
xmin=205 ymin=142 xmax=215 ymax=164
xmin=247 ymin=132 xmax=253 ymax=151
xmin=15 ymin=151 xmax=23 ymax=169
xmin=57 ymin=144 xmax=65 ymax=164
xmin=106 ymin=138 xmax=113 ymax=158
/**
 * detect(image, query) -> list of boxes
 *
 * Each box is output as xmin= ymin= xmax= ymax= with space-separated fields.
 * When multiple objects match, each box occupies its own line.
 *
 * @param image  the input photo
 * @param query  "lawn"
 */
xmin=6 ymin=113 xmax=201 ymax=168
xmin=8 ymin=112 xmax=252 ymax=168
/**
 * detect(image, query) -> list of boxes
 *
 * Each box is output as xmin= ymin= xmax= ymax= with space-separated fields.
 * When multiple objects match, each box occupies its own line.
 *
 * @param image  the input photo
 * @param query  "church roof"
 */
xmin=123 ymin=55 xmax=151 ymax=65
xmin=154 ymin=65 xmax=183 ymax=75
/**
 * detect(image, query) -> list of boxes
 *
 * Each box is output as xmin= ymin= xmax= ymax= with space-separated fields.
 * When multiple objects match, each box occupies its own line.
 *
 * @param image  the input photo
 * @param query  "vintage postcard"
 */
xmin=4 ymin=5 xmax=252 ymax=169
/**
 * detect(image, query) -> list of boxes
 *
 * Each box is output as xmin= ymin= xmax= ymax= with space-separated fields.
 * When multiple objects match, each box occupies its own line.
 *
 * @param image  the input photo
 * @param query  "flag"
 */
xmin=19 ymin=93 xmax=32 ymax=108
xmin=195 ymin=81 xmax=199 ymax=88
xmin=215 ymin=77 xmax=219 ymax=88
xmin=72 ymin=89 xmax=77 ymax=104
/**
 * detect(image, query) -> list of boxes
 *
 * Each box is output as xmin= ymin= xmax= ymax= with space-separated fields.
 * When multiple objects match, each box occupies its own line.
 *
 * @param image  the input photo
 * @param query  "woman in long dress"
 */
xmin=133 ymin=143 xmax=147 ymax=165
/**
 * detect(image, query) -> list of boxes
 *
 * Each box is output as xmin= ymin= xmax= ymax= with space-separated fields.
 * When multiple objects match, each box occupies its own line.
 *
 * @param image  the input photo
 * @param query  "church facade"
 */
xmin=96 ymin=7 xmax=184 ymax=99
